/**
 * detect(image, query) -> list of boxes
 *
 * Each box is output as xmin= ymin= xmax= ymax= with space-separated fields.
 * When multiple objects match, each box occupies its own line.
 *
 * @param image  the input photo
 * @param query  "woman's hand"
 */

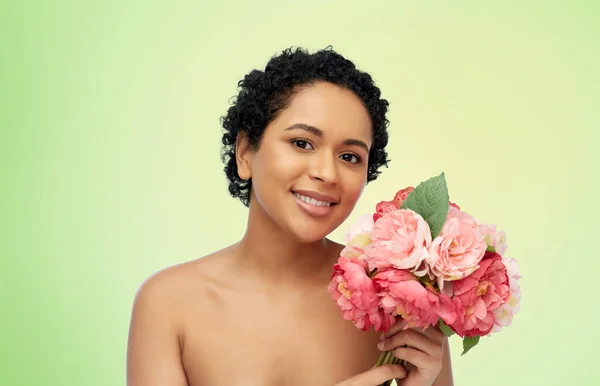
xmin=378 ymin=320 xmax=446 ymax=386
xmin=334 ymin=363 xmax=408 ymax=386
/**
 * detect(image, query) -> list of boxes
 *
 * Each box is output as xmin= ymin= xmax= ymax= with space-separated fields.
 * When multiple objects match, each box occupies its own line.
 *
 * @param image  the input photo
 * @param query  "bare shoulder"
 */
xmin=133 ymin=263 xmax=189 ymax=309
xmin=131 ymin=246 xmax=233 ymax=321
xmin=126 ymin=246 xmax=234 ymax=386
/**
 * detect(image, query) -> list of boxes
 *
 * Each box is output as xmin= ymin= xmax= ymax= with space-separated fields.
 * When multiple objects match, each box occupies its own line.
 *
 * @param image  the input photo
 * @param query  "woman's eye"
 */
xmin=293 ymin=140 xmax=313 ymax=150
xmin=341 ymin=153 xmax=360 ymax=164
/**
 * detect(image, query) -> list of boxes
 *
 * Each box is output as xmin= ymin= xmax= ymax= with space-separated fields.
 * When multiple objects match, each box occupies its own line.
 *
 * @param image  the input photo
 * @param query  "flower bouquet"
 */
xmin=328 ymin=173 xmax=521 ymax=384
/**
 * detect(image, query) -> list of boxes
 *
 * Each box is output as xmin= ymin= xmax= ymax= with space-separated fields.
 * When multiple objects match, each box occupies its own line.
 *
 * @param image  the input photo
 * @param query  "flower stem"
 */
xmin=376 ymin=350 xmax=396 ymax=386
xmin=384 ymin=350 xmax=394 ymax=365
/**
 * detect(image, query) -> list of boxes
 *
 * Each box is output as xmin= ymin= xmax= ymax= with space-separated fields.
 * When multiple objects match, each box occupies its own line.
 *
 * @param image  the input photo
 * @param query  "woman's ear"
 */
xmin=235 ymin=131 xmax=252 ymax=181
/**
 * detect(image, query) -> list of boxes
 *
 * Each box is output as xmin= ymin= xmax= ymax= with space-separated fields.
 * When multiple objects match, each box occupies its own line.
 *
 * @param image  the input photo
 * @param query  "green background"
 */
xmin=2 ymin=0 xmax=598 ymax=385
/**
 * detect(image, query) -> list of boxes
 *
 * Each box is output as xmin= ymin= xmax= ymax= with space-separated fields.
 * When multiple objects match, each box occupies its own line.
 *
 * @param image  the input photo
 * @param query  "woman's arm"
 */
xmin=126 ymin=275 xmax=189 ymax=386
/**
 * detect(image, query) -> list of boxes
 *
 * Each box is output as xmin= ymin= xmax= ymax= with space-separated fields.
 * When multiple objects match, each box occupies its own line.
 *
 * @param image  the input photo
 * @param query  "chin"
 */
xmin=288 ymin=228 xmax=328 ymax=244
xmin=286 ymin=221 xmax=338 ymax=244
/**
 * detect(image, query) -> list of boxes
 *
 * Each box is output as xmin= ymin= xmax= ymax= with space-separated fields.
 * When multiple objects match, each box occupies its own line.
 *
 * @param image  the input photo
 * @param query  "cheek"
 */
xmin=345 ymin=185 xmax=365 ymax=206
xmin=253 ymin=144 xmax=303 ymax=190
xmin=273 ymin=154 xmax=305 ymax=179
xmin=339 ymin=173 xmax=367 ymax=209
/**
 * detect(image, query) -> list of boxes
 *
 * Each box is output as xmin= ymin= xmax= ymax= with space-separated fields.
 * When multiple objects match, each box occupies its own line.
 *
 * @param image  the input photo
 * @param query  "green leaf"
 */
xmin=461 ymin=336 xmax=480 ymax=355
xmin=438 ymin=319 xmax=455 ymax=337
xmin=400 ymin=173 xmax=450 ymax=238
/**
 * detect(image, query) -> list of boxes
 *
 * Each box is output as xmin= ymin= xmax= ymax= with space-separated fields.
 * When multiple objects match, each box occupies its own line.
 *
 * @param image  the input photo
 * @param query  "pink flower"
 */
xmin=366 ymin=209 xmax=432 ymax=276
xmin=491 ymin=257 xmax=522 ymax=333
xmin=447 ymin=252 xmax=510 ymax=337
xmin=427 ymin=207 xmax=488 ymax=288
xmin=373 ymin=187 xmax=414 ymax=222
xmin=328 ymin=257 xmax=395 ymax=333
xmin=374 ymin=269 xmax=457 ymax=329
xmin=373 ymin=201 xmax=398 ymax=223
xmin=478 ymin=222 xmax=507 ymax=256
xmin=393 ymin=187 xmax=415 ymax=205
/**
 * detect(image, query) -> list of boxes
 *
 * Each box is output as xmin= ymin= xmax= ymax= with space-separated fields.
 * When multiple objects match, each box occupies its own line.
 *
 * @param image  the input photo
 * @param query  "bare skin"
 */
xmin=127 ymin=81 xmax=454 ymax=386
xmin=128 ymin=241 xmax=386 ymax=385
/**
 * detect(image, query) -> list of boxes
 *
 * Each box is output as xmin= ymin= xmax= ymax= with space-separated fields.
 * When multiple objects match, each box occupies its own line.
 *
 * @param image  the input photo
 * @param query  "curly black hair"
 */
xmin=220 ymin=46 xmax=391 ymax=207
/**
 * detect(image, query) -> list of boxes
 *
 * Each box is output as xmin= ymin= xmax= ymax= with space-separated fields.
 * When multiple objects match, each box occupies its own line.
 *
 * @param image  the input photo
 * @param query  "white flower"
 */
xmin=478 ymin=222 xmax=508 ymax=256
xmin=491 ymin=257 xmax=522 ymax=333
xmin=344 ymin=214 xmax=374 ymax=243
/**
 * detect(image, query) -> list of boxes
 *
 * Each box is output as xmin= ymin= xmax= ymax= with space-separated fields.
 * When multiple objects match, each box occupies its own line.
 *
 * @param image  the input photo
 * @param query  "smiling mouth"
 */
xmin=292 ymin=191 xmax=337 ymax=207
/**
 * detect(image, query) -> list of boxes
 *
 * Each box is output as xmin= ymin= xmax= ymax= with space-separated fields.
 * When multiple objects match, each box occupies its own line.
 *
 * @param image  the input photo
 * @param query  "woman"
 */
xmin=126 ymin=46 xmax=454 ymax=386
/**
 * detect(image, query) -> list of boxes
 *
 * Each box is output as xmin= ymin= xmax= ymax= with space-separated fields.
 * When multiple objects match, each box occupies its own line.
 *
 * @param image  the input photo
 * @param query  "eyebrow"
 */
xmin=284 ymin=123 xmax=370 ymax=153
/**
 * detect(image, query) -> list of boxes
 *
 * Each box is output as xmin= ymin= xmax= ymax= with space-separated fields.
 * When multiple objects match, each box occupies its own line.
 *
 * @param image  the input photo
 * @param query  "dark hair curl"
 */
xmin=220 ymin=46 xmax=391 ymax=207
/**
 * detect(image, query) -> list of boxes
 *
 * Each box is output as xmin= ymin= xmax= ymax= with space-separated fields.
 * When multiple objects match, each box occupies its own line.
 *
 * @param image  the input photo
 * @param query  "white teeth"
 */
xmin=293 ymin=192 xmax=332 ymax=207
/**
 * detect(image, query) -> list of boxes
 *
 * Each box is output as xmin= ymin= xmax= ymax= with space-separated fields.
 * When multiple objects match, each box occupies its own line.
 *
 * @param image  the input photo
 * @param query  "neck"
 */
xmin=231 ymin=200 xmax=338 ymax=288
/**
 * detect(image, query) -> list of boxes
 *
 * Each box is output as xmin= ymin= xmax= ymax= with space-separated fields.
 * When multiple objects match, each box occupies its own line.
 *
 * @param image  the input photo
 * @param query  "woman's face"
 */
xmin=239 ymin=81 xmax=374 ymax=243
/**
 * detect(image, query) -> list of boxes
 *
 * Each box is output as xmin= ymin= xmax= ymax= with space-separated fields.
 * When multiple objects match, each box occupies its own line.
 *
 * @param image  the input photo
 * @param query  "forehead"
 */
xmin=269 ymin=82 xmax=373 ymax=144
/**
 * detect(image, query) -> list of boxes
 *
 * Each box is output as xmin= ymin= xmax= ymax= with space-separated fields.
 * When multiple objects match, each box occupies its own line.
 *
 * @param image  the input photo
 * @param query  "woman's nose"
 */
xmin=308 ymin=152 xmax=338 ymax=184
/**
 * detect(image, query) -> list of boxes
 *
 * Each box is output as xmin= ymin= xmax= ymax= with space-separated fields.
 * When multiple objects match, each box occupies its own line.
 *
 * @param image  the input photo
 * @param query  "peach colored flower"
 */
xmin=344 ymin=214 xmax=375 ymax=244
xmin=366 ymin=209 xmax=432 ymax=276
xmin=373 ymin=187 xmax=414 ymax=222
xmin=328 ymin=257 xmax=395 ymax=333
xmin=491 ymin=257 xmax=521 ymax=333
xmin=447 ymin=252 xmax=510 ymax=337
xmin=478 ymin=222 xmax=507 ymax=256
xmin=427 ymin=207 xmax=487 ymax=289
xmin=374 ymin=269 xmax=457 ymax=329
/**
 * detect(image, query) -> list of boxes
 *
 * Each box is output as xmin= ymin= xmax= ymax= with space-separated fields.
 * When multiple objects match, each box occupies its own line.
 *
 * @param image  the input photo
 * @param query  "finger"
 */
xmin=392 ymin=346 xmax=441 ymax=371
xmin=379 ymin=329 xmax=440 ymax=357
xmin=420 ymin=325 xmax=445 ymax=345
xmin=381 ymin=318 xmax=406 ymax=339
xmin=341 ymin=364 xmax=407 ymax=385
xmin=387 ymin=323 xmax=445 ymax=345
